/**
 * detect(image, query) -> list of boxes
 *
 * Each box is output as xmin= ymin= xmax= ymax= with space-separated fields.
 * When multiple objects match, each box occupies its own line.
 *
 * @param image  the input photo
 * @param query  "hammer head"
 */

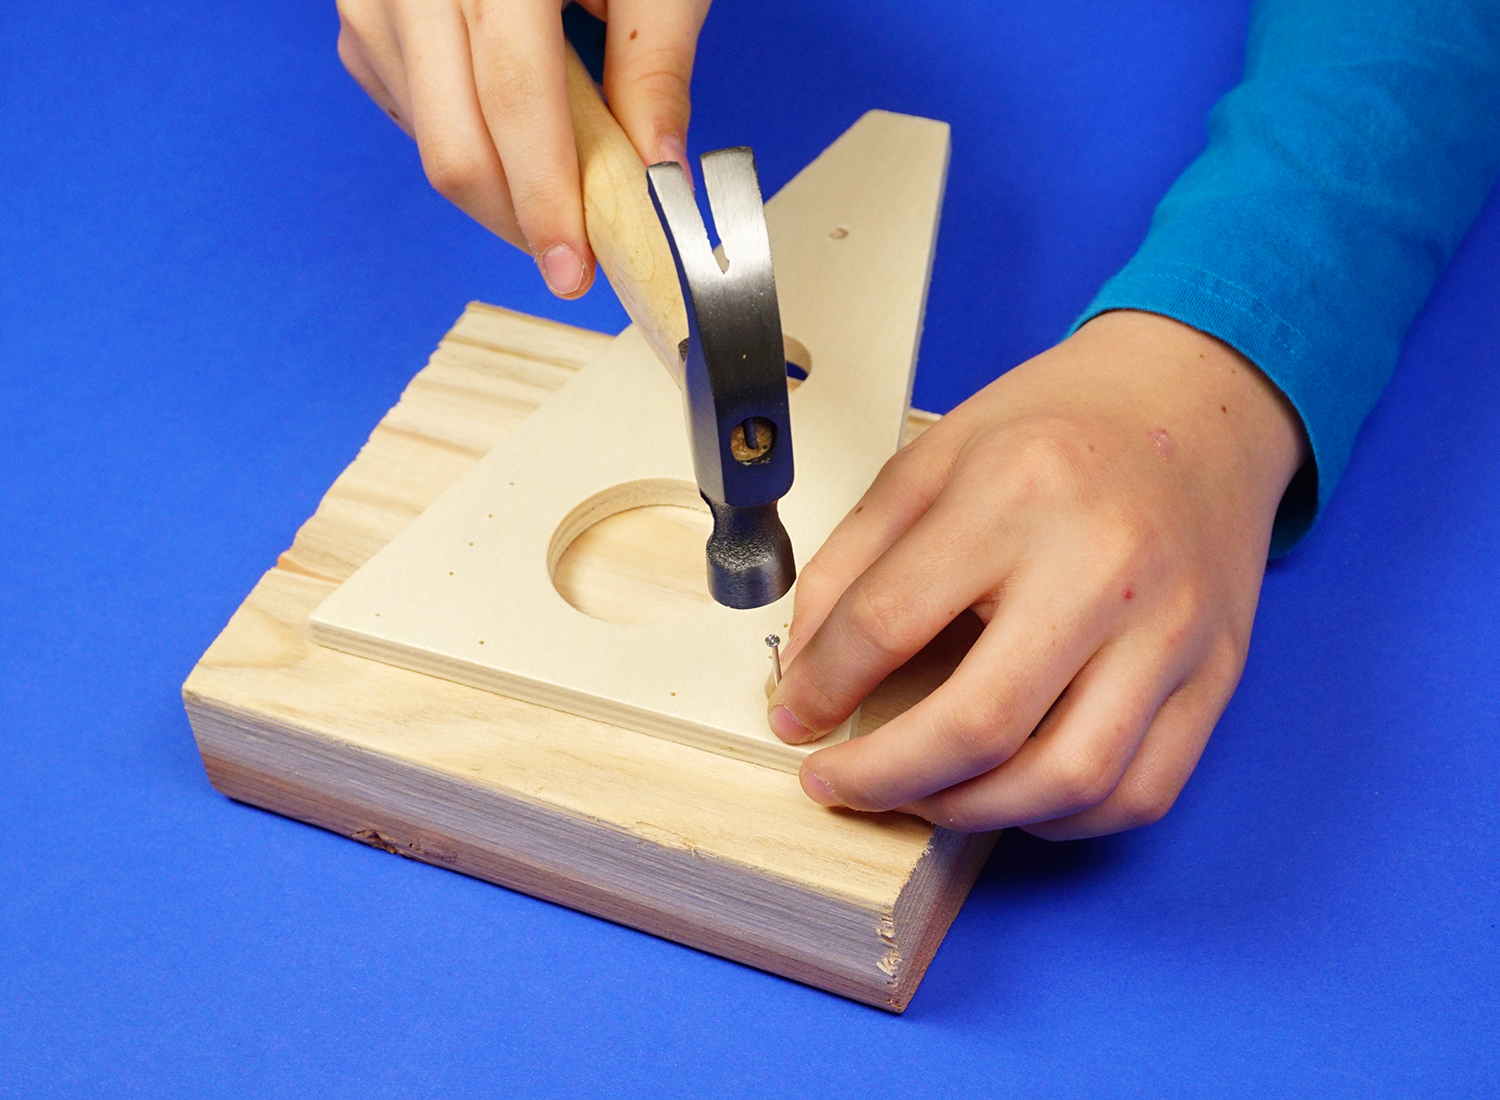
xmin=647 ymin=149 xmax=796 ymax=610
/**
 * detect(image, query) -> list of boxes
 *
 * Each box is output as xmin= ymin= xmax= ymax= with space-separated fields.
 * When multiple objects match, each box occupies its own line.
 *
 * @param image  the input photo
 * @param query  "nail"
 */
xmin=539 ymin=244 xmax=585 ymax=297
xmin=769 ymin=704 xmax=815 ymax=744
xmin=657 ymin=133 xmax=692 ymax=189
xmin=800 ymin=769 xmax=840 ymax=807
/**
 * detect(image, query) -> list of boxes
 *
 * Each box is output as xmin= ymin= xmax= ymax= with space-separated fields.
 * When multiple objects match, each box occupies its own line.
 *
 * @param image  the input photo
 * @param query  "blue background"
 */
xmin=3 ymin=0 xmax=1496 ymax=1095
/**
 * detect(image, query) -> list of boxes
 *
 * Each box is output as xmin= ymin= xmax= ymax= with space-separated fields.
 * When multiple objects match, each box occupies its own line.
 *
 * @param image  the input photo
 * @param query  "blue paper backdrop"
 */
xmin=2 ymin=1 xmax=1496 ymax=1096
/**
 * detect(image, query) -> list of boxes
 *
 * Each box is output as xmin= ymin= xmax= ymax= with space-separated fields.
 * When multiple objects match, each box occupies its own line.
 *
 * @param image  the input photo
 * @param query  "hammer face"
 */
xmin=648 ymin=149 xmax=796 ymax=608
xmin=703 ymin=498 xmax=797 ymax=610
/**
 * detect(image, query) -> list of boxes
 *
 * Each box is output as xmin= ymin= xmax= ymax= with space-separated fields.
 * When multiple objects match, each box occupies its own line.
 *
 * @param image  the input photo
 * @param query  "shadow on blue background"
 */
xmin=2 ymin=1 xmax=1495 ymax=1096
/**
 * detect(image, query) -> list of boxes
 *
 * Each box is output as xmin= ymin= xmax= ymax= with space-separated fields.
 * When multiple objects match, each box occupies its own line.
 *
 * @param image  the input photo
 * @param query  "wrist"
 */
xmin=1067 ymin=310 xmax=1310 ymax=525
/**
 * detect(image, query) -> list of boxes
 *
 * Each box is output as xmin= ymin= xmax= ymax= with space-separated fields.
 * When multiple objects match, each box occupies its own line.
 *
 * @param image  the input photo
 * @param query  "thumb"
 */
xmin=601 ymin=0 xmax=710 ymax=176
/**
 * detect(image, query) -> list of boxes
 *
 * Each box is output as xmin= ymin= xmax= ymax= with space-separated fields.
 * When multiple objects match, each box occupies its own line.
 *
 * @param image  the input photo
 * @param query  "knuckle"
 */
xmin=334 ymin=0 xmax=371 ymax=30
xmin=421 ymin=145 xmax=488 ymax=202
xmin=1097 ymin=513 xmax=1152 ymax=569
xmin=1204 ymin=636 xmax=1247 ymax=684
xmin=993 ymin=429 xmax=1084 ymax=505
xmin=483 ymin=55 xmax=548 ymax=116
xmin=792 ymin=557 xmax=844 ymax=611
xmin=925 ymin=798 xmax=996 ymax=834
xmin=1182 ymin=638 xmax=1248 ymax=713
xmin=1166 ymin=582 xmax=1212 ymax=629
xmin=1111 ymin=778 xmax=1180 ymax=828
xmin=506 ymin=174 xmax=573 ymax=223
xmin=1048 ymin=744 xmax=1119 ymax=809
xmin=879 ymin=441 xmax=919 ymax=479
xmin=1082 ymin=508 xmax=1159 ymax=592
xmin=868 ymin=443 xmax=921 ymax=496
xmin=868 ymin=435 xmax=950 ymax=503
xmin=940 ymin=693 xmax=1013 ymax=767
xmin=335 ymin=29 xmax=362 ymax=75
xmin=617 ymin=49 xmax=693 ymax=103
xmin=1153 ymin=585 xmax=1215 ymax=655
xmin=921 ymin=802 xmax=974 ymax=833
xmin=844 ymin=582 xmax=922 ymax=661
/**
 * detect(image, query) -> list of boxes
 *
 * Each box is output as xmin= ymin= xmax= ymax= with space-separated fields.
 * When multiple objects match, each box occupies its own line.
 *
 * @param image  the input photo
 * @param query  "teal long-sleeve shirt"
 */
xmin=1074 ymin=0 xmax=1500 ymax=553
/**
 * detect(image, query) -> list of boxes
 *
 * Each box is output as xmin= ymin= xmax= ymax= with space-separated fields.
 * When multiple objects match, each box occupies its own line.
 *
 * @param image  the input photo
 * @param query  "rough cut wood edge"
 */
xmin=183 ymin=302 xmax=986 ymax=1012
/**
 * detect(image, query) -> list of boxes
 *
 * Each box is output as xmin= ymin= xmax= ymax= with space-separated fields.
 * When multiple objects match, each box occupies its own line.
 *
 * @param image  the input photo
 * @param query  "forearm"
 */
xmin=1077 ymin=0 xmax=1500 ymax=550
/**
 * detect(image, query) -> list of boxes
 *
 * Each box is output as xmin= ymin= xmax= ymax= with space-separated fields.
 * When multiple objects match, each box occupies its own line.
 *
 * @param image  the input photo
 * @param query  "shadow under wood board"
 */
xmin=184 ymin=302 xmax=995 ymax=1011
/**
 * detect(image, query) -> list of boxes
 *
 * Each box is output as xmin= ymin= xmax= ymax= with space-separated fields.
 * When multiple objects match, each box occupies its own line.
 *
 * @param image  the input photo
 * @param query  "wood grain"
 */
xmin=310 ymin=111 xmax=953 ymax=773
xmin=183 ymin=302 xmax=987 ymax=1012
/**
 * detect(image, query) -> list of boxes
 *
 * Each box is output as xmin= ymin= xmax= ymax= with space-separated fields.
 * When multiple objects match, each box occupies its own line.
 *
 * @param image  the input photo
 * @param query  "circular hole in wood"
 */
xmin=548 ymin=479 xmax=714 ymax=625
xmin=784 ymin=334 xmax=811 ymax=390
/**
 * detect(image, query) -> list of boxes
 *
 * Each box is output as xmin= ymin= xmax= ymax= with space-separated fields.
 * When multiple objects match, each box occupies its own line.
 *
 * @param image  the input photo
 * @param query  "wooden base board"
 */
xmin=183 ymin=302 xmax=996 ymax=1012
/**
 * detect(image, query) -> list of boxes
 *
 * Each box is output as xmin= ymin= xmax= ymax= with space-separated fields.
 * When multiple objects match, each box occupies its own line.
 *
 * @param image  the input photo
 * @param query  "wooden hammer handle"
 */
xmin=564 ymin=45 xmax=688 ymax=388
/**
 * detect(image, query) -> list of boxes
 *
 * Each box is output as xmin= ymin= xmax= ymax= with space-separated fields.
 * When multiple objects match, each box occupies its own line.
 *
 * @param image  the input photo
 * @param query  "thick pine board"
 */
xmin=309 ymin=111 xmax=952 ymax=773
xmin=184 ymin=302 xmax=994 ymax=1012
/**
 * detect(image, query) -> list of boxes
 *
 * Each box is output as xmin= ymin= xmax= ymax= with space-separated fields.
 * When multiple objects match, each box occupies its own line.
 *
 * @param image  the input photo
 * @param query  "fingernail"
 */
xmin=657 ymin=134 xmax=692 ymax=189
xmin=769 ymin=704 xmax=815 ymax=744
xmin=539 ymin=244 xmax=585 ymax=297
xmin=801 ymin=769 xmax=840 ymax=806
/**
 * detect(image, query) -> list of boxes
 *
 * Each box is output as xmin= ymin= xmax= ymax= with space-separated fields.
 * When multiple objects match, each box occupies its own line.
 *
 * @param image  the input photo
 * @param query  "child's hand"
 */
xmin=768 ymin=311 xmax=1309 ymax=839
xmin=336 ymin=0 xmax=711 ymax=296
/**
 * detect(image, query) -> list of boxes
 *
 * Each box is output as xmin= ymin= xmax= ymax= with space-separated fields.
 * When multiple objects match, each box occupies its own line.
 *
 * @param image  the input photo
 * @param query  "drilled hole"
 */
xmin=784 ymin=334 xmax=811 ymax=391
xmin=549 ymin=479 xmax=713 ymax=625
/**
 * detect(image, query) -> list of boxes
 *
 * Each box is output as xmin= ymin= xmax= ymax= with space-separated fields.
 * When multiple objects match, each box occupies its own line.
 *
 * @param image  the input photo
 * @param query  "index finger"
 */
xmin=782 ymin=429 xmax=956 ymax=670
xmin=767 ymin=471 xmax=997 ymax=743
xmin=798 ymin=573 xmax=1111 ymax=812
xmin=469 ymin=0 xmax=595 ymax=296
xmin=601 ymin=0 xmax=711 ymax=173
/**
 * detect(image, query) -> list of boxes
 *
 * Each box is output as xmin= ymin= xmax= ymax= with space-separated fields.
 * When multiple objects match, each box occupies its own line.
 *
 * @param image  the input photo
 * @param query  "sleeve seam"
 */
xmin=1086 ymin=261 xmax=1309 ymax=360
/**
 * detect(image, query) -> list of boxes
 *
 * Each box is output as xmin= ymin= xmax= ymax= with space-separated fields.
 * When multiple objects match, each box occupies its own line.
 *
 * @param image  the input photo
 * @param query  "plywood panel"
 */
xmin=310 ymin=111 xmax=952 ymax=772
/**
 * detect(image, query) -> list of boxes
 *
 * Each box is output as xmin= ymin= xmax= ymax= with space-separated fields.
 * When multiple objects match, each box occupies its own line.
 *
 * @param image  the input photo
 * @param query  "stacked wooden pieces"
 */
xmin=307 ymin=111 xmax=953 ymax=774
xmin=184 ymin=302 xmax=996 ymax=1012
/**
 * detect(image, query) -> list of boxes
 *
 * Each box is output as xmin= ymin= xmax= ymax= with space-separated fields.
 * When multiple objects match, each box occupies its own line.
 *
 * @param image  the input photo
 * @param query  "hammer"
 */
xmin=564 ymin=46 xmax=796 ymax=611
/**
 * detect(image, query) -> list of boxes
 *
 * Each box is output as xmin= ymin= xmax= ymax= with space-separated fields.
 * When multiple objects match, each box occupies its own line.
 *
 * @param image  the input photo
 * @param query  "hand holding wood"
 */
xmin=768 ymin=311 xmax=1311 ymax=838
